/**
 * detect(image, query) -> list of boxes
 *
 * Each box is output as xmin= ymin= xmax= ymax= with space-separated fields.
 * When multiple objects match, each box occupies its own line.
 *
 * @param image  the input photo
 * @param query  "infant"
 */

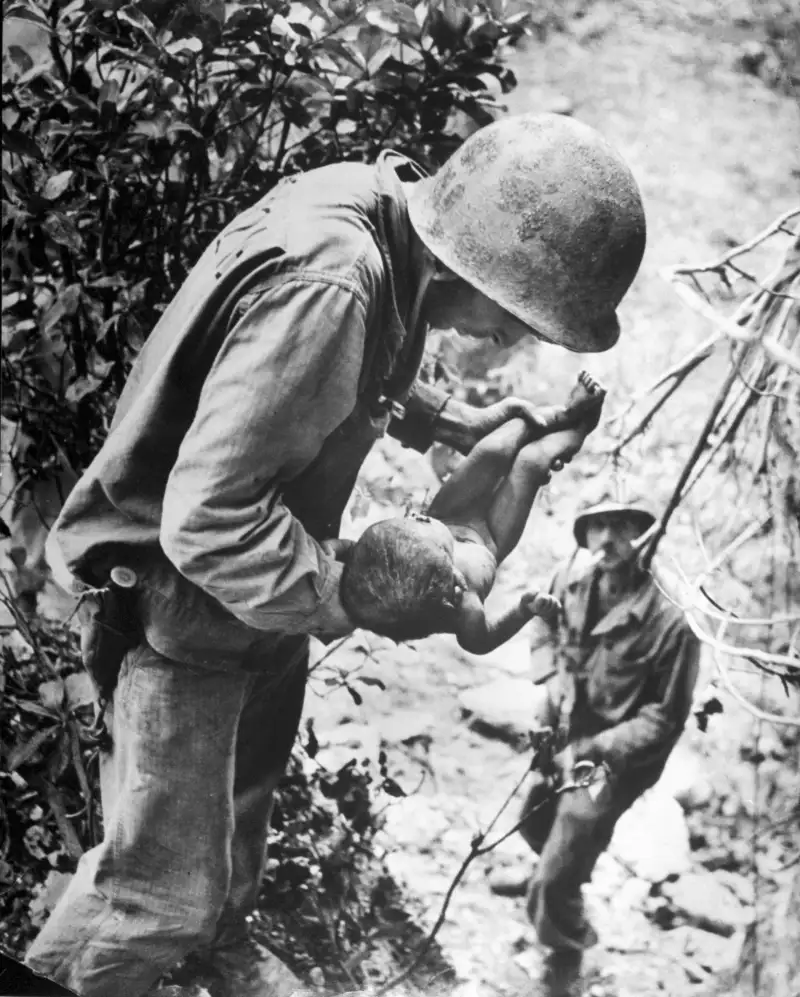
xmin=339 ymin=372 xmax=605 ymax=653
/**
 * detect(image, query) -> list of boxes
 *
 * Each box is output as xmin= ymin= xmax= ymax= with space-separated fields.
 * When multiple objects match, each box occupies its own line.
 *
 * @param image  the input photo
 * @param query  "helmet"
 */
xmin=573 ymin=499 xmax=657 ymax=548
xmin=406 ymin=113 xmax=646 ymax=352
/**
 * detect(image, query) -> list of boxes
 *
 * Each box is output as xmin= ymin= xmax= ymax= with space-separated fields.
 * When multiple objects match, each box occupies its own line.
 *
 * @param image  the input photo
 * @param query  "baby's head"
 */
xmin=340 ymin=516 xmax=461 ymax=642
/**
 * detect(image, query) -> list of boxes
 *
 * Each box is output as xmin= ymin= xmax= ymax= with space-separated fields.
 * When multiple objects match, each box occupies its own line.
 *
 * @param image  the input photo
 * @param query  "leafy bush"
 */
xmin=0 ymin=612 xmax=96 ymax=958
xmin=2 ymin=0 xmax=525 ymax=487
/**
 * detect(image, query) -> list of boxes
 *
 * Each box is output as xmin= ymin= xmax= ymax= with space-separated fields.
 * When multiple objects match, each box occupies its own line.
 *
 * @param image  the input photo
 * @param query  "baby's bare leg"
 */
xmin=487 ymin=376 xmax=606 ymax=562
xmin=427 ymin=417 xmax=530 ymax=522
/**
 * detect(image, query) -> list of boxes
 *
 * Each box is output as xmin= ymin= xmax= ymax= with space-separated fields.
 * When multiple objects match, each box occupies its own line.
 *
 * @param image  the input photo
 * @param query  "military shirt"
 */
xmin=45 ymin=154 xmax=449 ymax=669
xmin=532 ymin=549 xmax=701 ymax=785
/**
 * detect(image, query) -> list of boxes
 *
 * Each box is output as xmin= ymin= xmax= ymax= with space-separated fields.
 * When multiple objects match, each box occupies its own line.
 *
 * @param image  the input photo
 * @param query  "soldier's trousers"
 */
xmin=25 ymin=637 xmax=308 ymax=997
xmin=519 ymin=769 xmax=641 ymax=951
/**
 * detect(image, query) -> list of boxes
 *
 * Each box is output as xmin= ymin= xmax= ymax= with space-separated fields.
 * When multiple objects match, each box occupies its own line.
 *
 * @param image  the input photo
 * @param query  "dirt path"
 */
xmin=305 ymin=5 xmax=799 ymax=996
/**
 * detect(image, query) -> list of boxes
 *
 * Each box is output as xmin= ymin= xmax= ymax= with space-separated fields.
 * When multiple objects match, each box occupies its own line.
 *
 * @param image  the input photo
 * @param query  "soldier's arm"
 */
xmin=389 ymin=380 xmax=583 ymax=457
xmin=161 ymin=277 xmax=367 ymax=639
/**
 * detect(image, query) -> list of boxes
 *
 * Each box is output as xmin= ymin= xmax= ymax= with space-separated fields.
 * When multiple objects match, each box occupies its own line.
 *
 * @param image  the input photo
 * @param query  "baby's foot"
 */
xmin=521 ymin=590 xmax=562 ymax=626
xmin=563 ymin=370 xmax=606 ymax=434
xmin=544 ymin=372 xmax=607 ymax=471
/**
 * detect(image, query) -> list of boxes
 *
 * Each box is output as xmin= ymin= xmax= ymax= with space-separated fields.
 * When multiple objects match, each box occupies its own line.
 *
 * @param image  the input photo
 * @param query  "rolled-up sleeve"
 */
xmin=160 ymin=275 xmax=367 ymax=633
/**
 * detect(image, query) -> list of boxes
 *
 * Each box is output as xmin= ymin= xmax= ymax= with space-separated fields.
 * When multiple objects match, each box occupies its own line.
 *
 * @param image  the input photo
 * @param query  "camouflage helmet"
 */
xmin=406 ymin=112 xmax=647 ymax=352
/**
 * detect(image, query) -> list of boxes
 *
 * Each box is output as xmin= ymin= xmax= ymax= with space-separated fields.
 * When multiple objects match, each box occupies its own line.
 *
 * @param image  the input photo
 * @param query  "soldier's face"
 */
xmin=584 ymin=514 xmax=644 ymax=571
xmin=424 ymin=275 xmax=535 ymax=348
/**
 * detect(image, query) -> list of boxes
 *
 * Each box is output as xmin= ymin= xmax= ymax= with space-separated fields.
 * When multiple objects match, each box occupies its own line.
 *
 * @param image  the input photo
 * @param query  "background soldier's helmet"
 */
xmin=573 ymin=497 xmax=657 ymax=548
xmin=406 ymin=112 xmax=647 ymax=353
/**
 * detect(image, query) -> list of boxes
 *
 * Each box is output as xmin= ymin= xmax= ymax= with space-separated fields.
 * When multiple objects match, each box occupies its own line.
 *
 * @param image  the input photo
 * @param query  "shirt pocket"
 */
xmin=587 ymin=631 xmax=656 ymax=707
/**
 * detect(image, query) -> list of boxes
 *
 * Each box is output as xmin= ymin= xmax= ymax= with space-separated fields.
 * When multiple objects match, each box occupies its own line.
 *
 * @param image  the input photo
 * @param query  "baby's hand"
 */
xmin=521 ymin=590 xmax=562 ymax=627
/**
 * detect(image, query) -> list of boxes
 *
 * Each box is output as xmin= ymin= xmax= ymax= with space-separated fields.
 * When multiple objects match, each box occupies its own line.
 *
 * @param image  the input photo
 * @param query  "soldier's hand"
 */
xmin=466 ymin=397 xmax=561 ymax=449
xmin=320 ymin=538 xmax=354 ymax=562
xmin=521 ymin=590 xmax=562 ymax=627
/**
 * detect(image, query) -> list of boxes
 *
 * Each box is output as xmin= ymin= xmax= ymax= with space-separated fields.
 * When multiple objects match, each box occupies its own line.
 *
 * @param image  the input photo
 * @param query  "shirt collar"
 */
xmin=566 ymin=560 xmax=659 ymax=637
xmin=374 ymin=151 xmax=429 ymax=399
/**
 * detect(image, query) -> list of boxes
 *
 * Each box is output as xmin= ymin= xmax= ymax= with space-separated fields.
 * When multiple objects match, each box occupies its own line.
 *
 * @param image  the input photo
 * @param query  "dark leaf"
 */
xmin=380 ymin=776 xmax=406 ymax=798
xmin=46 ymin=730 xmax=71 ymax=781
xmin=43 ymin=214 xmax=83 ymax=253
xmin=357 ymin=675 xmax=386 ymax=690
xmin=4 ymin=129 xmax=43 ymax=160
xmin=305 ymin=718 xmax=319 ymax=759
xmin=346 ymin=684 xmax=363 ymax=706
xmin=6 ymin=43 xmax=35 ymax=73
xmin=6 ymin=726 xmax=57 ymax=771
xmin=382 ymin=905 xmax=410 ymax=921
xmin=17 ymin=701 xmax=60 ymax=720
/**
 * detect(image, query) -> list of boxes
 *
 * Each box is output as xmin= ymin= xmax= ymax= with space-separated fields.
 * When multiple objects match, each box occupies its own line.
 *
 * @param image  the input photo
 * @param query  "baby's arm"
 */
xmin=455 ymin=589 xmax=561 ymax=655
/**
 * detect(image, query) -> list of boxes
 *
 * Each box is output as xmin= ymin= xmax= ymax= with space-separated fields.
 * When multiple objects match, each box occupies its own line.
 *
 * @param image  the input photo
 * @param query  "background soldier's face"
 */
xmin=584 ymin=513 xmax=646 ymax=571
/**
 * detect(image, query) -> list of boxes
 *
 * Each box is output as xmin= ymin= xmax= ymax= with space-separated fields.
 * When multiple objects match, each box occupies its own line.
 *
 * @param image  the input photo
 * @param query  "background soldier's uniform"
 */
xmin=520 ymin=549 xmax=701 ymax=951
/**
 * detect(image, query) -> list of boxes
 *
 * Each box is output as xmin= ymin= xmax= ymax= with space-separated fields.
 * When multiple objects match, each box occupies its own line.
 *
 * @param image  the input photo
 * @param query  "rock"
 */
xmin=683 ymin=959 xmax=710 ymax=984
xmin=716 ymin=869 xmax=756 ymax=907
xmin=756 ymin=729 xmax=788 ymax=761
xmin=610 ymin=876 xmax=652 ymax=913
xmin=382 ymin=850 xmax=453 ymax=896
xmin=586 ymin=850 xmax=628 ymax=902
xmin=380 ymin=794 xmax=451 ymax=849
xmin=487 ymin=863 xmax=531 ymax=898
xmin=543 ymin=93 xmax=575 ymax=117
xmin=458 ymin=678 xmax=550 ymax=744
xmin=379 ymin=709 xmax=436 ymax=745
xmin=662 ymin=873 xmax=755 ymax=937
xmin=609 ymin=788 xmax=691 ymax=883
xmin=459 ymin=633 xmax=534 ymax=677
xmin=315 ymin=722 xmax=381 ymax=772
xmin=736 ymin=40 xmax=767 ymax=76
xmin=658 ymin=743 xmax=715 ymax=812
xmin=661 ymin=924 xmax=744 ymax=974
xmin=572 ymin=5 xmax=615 ymax=43
xmin=513 ymin=946 xmax=544 ymax=981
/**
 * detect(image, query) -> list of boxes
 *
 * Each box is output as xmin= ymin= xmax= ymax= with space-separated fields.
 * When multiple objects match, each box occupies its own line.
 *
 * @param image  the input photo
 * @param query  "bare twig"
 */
xmin=605 ymin=329 xmax=720 ymax=431
xmin=666 ymin=208 xmax=799 ymax=279
xmin=640 ymin=348 xmax=748 ymax=569
xmin=707 ymin=620 xmax=800 ymax=728
xmin=374 ymin=756 xmax=605 ymax=995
